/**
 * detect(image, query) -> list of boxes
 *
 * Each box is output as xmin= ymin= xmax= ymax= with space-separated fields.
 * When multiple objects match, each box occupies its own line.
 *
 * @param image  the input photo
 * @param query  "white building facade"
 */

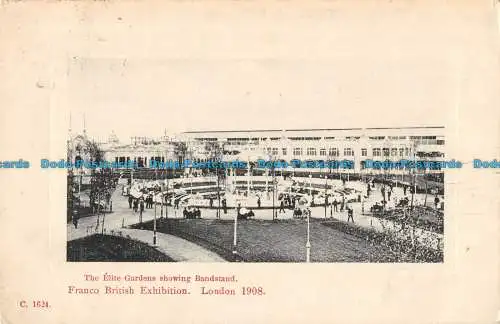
xmin=183 ymin=127 xmax=445 ymax=174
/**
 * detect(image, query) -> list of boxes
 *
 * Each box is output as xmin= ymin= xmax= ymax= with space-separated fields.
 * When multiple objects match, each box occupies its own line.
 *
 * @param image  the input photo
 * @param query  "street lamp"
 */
xmin=213 ymin=143 xmax=222 ymax=220
xmin=272 ymin=166 xmax=276 ymax=221
xmin=165 ymin=172 xmax=169 ymax=219
xmin=153 ymin=168 xmax=158 ymax=246
xmin=410 ymin=140 xmax=417 ymax=210
xmin=153 ymin=195 xmax=157 ymax=245
xmin=306 ymin=208 xmax=311 ymax=263
xmin=190 ymin=173 xmax=193 ymax=194
xmin=324 ymin=175 xmax=328 ymax=218
xmin=247 ymin=158 xmax=250 ymax=197
xmin=233 ymin=204 xmax=238 ymax=259
xmin=265 ymin=168 xmax=269 ymax=199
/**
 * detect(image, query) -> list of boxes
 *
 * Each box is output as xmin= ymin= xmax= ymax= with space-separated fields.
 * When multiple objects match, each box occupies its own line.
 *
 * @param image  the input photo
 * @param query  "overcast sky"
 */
xmin=64 ymin=1 xmax=494 ymax=142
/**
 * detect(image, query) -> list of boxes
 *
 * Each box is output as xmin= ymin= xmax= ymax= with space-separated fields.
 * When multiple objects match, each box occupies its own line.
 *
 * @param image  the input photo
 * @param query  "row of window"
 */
xmin=115 ymin=147 xmax=416 ymax=163
xmin=264 ymin=147 xmax=412 ymax=157
xmin=372 ymin=148 xmax=411 ymax=157
xmin=220 ymin=136 xmax=444 ymax=144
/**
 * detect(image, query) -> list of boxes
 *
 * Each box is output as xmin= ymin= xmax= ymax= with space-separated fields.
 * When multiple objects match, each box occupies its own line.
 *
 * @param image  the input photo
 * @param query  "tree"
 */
xmin=87 ymin=140 xmax=105 ymax=162
xmin=173 ymin=141 xmax=188 ymax=165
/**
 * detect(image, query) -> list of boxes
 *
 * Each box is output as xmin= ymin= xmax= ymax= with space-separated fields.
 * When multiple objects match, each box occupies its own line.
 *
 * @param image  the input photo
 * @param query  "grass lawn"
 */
xmin=133 ymin=218 xmax=397 ymax=262
xmin=67 ymin=234 xmax=174 ymax=262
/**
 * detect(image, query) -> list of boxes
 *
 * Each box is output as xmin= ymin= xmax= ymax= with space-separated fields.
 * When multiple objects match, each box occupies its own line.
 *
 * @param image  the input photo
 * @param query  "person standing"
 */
xmin=347 ymin=207 xmax=354 ymax=223
xmin=333 ymin=199 xmax=338 ymax=212
xmin=388 ymin=188 xmax=392 ymax=201
xmin=279 ymin=200 xmax=285 ymax=213
xmin=133 ymin=199 xmax=138 ymax=213
xmin=139 ymin=198 xmax=145 ymax=223
xmin=72 ymin=209 xmax=79 ymax=229
xmin=257 ymin=197 xmax=261 ymax=208
xmin=128 ymin=195 xmax=133 ymax=209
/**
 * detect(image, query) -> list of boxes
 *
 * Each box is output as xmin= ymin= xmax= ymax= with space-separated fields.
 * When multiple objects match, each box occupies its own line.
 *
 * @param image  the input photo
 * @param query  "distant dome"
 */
xmin=108 ymin=131 xmax=119 ymax=143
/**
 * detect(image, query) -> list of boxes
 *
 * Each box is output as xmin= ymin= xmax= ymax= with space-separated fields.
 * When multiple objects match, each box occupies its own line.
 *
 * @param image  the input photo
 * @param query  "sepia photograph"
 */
xmin=1 ymin=1 xmax=499 ymax=323
xmin=67 ymin=121 xmax=445 ymax=263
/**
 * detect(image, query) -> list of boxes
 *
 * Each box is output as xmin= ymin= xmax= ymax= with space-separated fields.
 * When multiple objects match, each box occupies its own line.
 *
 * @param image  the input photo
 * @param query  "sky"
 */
xmin=63 ymin=1 xmax=493 ymax=143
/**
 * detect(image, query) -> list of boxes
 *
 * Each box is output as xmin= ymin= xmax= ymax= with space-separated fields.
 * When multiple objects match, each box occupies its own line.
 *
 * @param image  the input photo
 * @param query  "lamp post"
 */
xmin=165 ymin=171 xmax=169 ymax=219
xmin=411 ymin=140 xmax=417 ymax=210
xmin=233 ymin=204 xmax=238 ymax=259
xmin=247 ymin=158 xmax=250 ymax=197
xmin=272 ymin=165 xmax=276 ymax=221
xmin=309 ymin=174 xmax=312 ymax=196
xmin=324 ymin=175 xmax=327 ymax=218
xmin=306 ymin=209 xmax=311 ymax=262
xmin=153 ymin=168 xmax=158 ymax=246
xmin=160 ymin=174 xmax=164 ymax=218
xmin=217 ymin=169 xmax=221 ymax=219
xmin=216 ymin=152 xmax=221 ymax=220
xmin=265 ymin=169 xmax=269 ymax=199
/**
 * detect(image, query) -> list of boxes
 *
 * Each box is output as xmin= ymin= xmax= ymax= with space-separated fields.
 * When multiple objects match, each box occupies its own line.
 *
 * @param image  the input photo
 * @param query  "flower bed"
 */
xmin=321 ymin=219 xmax=443 ymax=262
xmin=370 ymin=206 xmax=443 ymax=234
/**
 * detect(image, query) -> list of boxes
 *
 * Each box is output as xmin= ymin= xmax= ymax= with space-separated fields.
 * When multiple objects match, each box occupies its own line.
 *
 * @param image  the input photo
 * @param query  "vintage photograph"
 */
xmin=66 ymin=123 xmax=445 ymax=263
xmin=2 ymin=0 xmax=500 ymax=323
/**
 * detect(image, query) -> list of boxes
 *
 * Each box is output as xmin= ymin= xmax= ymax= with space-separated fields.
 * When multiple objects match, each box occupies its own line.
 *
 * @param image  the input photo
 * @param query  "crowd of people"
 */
xmin=115 ymin=174 xmax=443 ymax=227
